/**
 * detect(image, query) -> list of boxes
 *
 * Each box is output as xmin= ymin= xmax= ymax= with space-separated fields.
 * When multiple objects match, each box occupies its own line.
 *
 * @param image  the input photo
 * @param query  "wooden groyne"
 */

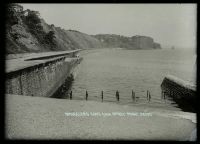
xmin=161 ymin=75 xmax=196 ymax=112
xmin=5 ymin=50 xmax=82 ymax=97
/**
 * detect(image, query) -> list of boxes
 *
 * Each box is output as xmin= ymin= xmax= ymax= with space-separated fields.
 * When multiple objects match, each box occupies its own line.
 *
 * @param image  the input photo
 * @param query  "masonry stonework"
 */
xmin=161 ymin=75 xmax=196 ymax=112
xmin=6 ymin=57 xmax=82 ymax=97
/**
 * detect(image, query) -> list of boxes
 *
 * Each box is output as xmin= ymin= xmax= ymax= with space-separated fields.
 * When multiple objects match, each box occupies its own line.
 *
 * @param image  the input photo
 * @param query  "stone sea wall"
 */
xmin=6 ymin=56 xmax=82 ymax=97
xmin=161 ymin=75 xmax=196 ymax=112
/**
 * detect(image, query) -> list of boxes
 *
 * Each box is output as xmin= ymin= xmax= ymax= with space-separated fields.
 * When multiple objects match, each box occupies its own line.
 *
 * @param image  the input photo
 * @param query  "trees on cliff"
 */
xmin=6 ymin=4 xmax=23 ymax=28
xmin=45 ymin=31 xmax=56 ymax=46
xmin=24 ymin=9 xmax=56 ymax=46
xmin=6 ymin=4 xmax=57 ymax=54
xmin=24 ymin=10 xmax=45 ymax=41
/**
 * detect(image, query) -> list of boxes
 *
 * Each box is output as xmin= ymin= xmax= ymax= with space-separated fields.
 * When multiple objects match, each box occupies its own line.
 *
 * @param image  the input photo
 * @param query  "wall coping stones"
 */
xmin=6 ymin=50 xmax=81 ymax=74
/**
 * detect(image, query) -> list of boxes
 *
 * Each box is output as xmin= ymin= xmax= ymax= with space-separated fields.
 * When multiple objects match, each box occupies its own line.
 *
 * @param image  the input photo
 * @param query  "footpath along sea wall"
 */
xmin=5 ymin=50 xmax=82 ymax=97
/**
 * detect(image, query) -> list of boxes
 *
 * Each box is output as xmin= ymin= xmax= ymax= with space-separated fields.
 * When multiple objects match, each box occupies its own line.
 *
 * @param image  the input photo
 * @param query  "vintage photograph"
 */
xmin=5 ymin=3 xmax=196 ymax=140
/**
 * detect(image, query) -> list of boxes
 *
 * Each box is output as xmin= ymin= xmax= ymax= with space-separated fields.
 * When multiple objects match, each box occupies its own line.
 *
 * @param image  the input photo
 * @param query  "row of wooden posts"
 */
xmin=68 ymin=90 xmax=155 ymax=102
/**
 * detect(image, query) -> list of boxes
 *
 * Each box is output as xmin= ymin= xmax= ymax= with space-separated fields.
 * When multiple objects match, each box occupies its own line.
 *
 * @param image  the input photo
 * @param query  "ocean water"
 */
xmin=66 ymin=48 xmax=196 ymax=111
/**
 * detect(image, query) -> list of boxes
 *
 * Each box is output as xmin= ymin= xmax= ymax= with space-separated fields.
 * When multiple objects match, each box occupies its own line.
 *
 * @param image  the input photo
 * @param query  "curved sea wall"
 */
xmin=161 ymin=75 xmax=196 ymax=112
xmin=5 ymin=50 xmax=82 ymax=97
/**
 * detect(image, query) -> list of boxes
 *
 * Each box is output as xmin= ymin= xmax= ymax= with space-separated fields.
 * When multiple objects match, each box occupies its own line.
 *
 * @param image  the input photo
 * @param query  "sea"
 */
xmin=64 ymin=48 xmax=196 ymax=111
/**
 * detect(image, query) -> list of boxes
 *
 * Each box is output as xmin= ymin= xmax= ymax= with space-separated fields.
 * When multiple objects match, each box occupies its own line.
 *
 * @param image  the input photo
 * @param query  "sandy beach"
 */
xmin=5 ymin=94 xmax=196 ymax=140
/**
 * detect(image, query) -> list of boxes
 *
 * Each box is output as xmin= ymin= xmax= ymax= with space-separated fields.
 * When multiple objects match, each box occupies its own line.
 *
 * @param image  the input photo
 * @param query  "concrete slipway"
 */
xmin=5 ymin=94 xmax=196 ymax=140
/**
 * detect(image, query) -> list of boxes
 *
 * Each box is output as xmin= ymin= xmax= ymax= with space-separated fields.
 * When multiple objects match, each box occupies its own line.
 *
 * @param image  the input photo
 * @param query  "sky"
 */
xmin=21 ymin=4 xmax=196 ymax=49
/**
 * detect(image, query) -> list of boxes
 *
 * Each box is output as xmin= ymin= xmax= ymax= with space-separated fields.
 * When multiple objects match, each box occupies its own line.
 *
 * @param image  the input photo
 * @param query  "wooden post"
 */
xmin=70 ymin=90 xmax=72 ymax=100
xmin=132 ymin=90 xmax=135 ymax=101
xmin=86 ymin=90 xmax=88 ymax=100
xmin=101 ymin=91 xmax=103 ymax=102
xmin=116 ymin=90 xmax=119 ymax=101
xmin=149 ymin=91 xmax=151 ymax=102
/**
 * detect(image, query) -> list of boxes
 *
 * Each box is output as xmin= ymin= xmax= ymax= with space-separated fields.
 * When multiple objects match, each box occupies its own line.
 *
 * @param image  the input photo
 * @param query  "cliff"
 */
xmin=5 ymin=4 xmax=161 ymax=54
xmin=5 ymin=4 xmax=102 ymax=54
xmin=93 ymin=34 xmax=161 ymax=49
